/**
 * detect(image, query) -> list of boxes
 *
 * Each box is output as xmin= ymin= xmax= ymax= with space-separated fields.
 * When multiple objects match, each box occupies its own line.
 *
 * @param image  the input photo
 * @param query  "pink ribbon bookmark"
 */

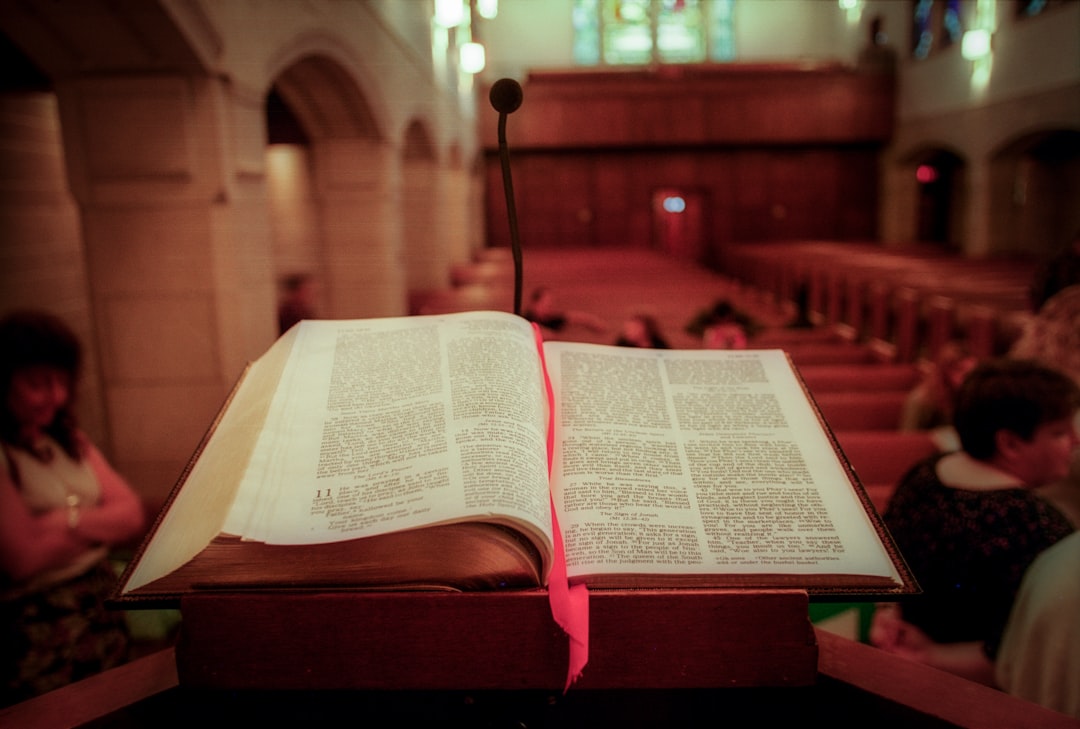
xmin=533 ymin=324 xmax=589 ymax=691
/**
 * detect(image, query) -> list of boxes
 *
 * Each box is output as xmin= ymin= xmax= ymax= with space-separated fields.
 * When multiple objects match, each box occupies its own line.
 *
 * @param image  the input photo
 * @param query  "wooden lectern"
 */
xmin=7 ymin=619 xmax=1079 ymax=728
xmin=174 ymin=588 xmax=817 ymax=690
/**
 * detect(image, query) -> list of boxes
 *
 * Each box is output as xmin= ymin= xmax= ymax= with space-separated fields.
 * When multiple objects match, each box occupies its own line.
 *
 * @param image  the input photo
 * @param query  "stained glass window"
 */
xmin=942 ymin=0 xmax=963 ymax=47
xmin=912 ymin=0 xmax=934 ymax=59
xmin=1016 ymin=0 xmax=1071 ymax=18
xmin=603 ymin=0 xmax=654 ymax=65
xmin=1018 ymin=0 xmax=1049 ymax=16
xmin=911 ymin=0 xmax=968 ymax=59
xmin=709 ymin=0 xmax=736 ymax=62
xmin=574 ymin=0 xmax=732 ymax=66
xmin=573 ymin=0 xmax=601 ymax=64
xmin=657 ymin=0 xmax=706 ymax=63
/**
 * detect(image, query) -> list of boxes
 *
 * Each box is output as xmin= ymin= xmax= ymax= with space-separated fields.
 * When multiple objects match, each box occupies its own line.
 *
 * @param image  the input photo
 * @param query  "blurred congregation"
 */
xmin=1 ymin=0 xmax=1078 ymax=721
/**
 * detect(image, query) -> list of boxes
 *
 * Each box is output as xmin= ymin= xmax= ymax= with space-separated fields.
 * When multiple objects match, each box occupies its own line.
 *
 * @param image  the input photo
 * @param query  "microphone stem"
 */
xmin=498 ymin=112 xmax=524 ymax=317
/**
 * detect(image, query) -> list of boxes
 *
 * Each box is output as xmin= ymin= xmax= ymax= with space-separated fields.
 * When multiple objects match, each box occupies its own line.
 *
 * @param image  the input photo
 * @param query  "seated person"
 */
xmin=277 ymin=273 xmax=317 ymax=334
xmin=524 ymin=287 xmax=606 ymax=338
xmin=685 ymin=298 xmax=757 ymax=346
xmin=614 ymin=313 xmax=669 ymax=349
xmin=995 ymin=531 xmax=1080 ymax=718
xmin=701 ymin=319 xmax=748 ymax=350
xmin=870 ymin=358 xmax=1079 ymax=686
xmin=0 ymin=311 xmax=146 ymax=705
xmin=1009 ymin=285 xmax=1080 ymax=527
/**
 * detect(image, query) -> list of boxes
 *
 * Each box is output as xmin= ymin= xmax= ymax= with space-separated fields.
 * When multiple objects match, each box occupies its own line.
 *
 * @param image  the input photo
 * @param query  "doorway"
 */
xmin=914 ymin=150 xmax=964 ymax=250
xmin=652 ymin=188 xmax=706 ymax=263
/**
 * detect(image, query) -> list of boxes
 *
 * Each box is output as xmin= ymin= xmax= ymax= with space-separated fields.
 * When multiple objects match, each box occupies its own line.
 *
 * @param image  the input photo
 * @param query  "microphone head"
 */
xmin=489 ymin=78 xmax=523 ymax=114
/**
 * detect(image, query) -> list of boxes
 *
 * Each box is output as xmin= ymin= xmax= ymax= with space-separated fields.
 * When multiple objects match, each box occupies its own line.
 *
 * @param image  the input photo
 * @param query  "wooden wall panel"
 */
xmin=514 ymin=155 xmax=593 ymax=248
xmin=480 ymin=64 xmax=894 ymax=150
xmin=481 ymin=65 xmax=891 ymax=261
xmin=486 ymin=147 xmax=881 ymax=260
xmin=592 ymin=156 xmax=635 ymax=248
xmin=836 ymin=149 xmax=879 ymax=239
xmin=729 ymin=150 xmax=772 ymax=243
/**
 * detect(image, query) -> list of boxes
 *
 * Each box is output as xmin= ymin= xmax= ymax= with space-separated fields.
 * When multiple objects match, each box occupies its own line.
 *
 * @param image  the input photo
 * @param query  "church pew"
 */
xmin=408 ymin=285 xmax=515 ymax=315
xmin=834 ymin=430 xmax=940 ymax=513
xmin=474 ymin=246 xmax=513 ymax=263
xmin=812 ymin=390 xmax=909 ymax=431
xmin=783 ymin=342 xmax=885 ymax=366
xmin=751 ymin=326 xmax=851 ymax=347
xmin=796 ymin=362 xmax=920 ymax=393
xmin=450 ymin=259 xmax=514 ymax=286
xmin=720 ymin=241 xmax=1035 ymax=367
xmin=923 ymin=294 xmax=959 ymax=361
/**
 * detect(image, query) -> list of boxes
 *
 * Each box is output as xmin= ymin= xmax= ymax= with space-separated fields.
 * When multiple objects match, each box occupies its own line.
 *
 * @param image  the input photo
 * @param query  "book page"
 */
xmin=223 ymin=312 xmax=554 ymax=562
xmin=543 ymin=343 xmax=901 ymax=585
xmin=120 ymin=328 xmax=300 ymax=593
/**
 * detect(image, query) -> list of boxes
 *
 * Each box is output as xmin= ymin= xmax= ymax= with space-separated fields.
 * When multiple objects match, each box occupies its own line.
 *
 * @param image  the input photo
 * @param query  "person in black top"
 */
xmin=871 ymin=359 xmax=1079 ymax=686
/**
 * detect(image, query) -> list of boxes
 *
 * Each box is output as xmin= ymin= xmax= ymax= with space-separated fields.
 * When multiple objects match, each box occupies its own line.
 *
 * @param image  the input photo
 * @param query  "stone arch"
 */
xmin=0 ymin=2 xmax=479 ymax=517
xmin=272 ymin=53 xmax=383 ymax=142
xmin=988 ymin=128 xmax=1080 ymax=259
xmin=263 ymin=30 xmax=391 ymax=143
xmin=447 ymin=141 xmax=463 ymax=170
xmin=264 ymin=49 xmax=406 ymax=319
xmin=400 ymin=116 xmax=449 ymax=292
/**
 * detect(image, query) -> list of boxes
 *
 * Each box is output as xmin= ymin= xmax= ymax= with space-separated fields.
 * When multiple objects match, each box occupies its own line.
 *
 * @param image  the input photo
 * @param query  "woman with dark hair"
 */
xmin=871 ymin=358 xmax=1080 ymax=686
xmin=0 ymin=310 xmax=145 ymax=706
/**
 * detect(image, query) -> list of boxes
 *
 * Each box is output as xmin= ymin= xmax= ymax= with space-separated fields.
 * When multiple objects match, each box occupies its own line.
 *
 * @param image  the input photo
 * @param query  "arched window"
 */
xmin=573 ymin=0 xmax=735 ymax=66
xmin=1016 ymin=0 xmax=1070 ymax=18
xmin=911 ymin=0 xmax=971 ymax=60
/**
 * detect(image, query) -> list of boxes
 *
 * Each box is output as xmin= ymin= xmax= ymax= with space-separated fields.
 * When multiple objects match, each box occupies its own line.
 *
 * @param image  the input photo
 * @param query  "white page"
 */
xmin=543 ymin=343 xmax=900 ymax=582
xmin=224 ymin=312 xmax=554 ymax=551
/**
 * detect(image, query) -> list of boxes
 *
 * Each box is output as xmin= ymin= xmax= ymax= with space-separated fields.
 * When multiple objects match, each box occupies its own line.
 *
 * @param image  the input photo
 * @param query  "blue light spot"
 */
xmin=663 ymin=196 xmax=686 ymax=213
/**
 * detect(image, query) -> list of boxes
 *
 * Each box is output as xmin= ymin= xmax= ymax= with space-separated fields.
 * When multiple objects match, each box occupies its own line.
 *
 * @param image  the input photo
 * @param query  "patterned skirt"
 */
xmin=1 ymin=559 xmax=130 ymax=707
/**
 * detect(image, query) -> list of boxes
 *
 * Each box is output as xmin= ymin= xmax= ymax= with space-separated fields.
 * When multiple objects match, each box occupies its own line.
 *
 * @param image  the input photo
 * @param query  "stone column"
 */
xmin=880 ymin=153 xmax=918 ymax=245
xmin=54 ymin=74 xmax=277 ymax=512
xmin=311 ymin=138 xmax=407 ymax=318
xmin=401 ymin=156 xmax=451 ymax=292
xmin=0 ymin=91 xmax=107 ymax=445
xmin=962 ymin=157 xmax=993 ymax=257
xmin=441 ymin=163 xmax=479 ymax=266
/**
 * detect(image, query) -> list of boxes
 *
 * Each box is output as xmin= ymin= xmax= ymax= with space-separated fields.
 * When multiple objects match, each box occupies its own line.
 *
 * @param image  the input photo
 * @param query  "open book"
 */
xmin=115 ymin=310 xmax=916 ymax=603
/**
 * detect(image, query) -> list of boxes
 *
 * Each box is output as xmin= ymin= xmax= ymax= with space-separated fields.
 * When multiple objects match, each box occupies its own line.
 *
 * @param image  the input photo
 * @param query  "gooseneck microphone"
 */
xmin=489 ymin=78 xmax=525 ymax=316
